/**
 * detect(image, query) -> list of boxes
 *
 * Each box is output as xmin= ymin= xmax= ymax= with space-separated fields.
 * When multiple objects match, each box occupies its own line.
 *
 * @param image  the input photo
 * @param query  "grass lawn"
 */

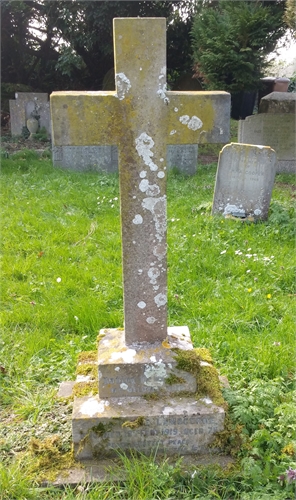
xmin=0 ymin=148 xmax=295 ymax=499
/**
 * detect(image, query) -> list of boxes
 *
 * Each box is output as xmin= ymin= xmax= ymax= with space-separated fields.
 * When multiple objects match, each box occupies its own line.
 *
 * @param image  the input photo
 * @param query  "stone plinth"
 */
xmin=98 ymin=327 xmax=196 ymax=398
xmin=71 ymin=324 xmax=226 ymax=460
xmin=259 ymin=92 xmax=295 ymax=114
xmin=73 ymin=395 xmax=225 ymax=460
xmin=212 ymin=143 xmax=276 ymax=220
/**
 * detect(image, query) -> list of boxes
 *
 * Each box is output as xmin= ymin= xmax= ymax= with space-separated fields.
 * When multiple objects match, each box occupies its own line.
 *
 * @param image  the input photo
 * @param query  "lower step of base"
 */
xmin=72 ymin=395 xmax=225 ymax=460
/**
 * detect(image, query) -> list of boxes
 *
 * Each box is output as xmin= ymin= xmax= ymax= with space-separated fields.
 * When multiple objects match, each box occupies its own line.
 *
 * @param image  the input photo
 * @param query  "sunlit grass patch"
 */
xmin=0 ymin=153 xmax=295 ymax=498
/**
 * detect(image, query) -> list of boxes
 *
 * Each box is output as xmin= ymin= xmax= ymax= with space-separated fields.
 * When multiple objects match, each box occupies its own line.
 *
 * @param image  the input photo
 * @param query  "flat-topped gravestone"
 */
xmin=9 ymin=92 xmax=51 ymax=137
xmin=51 ymin=17 xmax=230 ymax=460
xmin=212 ymin=143 xmax=276 ymax=220
xmin=238 ymin=92 xmax=296 ymax=173
xmin=259 ymin=91 xmax=295 ymax=114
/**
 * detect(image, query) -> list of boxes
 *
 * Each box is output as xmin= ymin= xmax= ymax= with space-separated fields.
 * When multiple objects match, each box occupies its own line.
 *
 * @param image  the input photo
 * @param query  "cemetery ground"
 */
xmin=0 ymin=144 xmax=295 ymax=499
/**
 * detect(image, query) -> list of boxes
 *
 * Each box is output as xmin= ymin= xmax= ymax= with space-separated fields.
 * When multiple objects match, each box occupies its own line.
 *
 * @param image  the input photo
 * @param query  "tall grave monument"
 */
xmin=51 ymin=18 xmax=230 ymax=459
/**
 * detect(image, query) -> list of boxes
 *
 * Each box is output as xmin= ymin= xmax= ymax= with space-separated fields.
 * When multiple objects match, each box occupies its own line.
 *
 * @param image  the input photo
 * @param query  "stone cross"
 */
xmin=51 ymin=17 xmax=230 ymax=346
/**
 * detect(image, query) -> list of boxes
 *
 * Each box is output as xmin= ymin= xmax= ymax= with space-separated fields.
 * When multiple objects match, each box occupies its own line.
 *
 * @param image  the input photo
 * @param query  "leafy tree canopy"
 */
xmin=1 ymin=0 xmax=196 ymax=93
xmin=191 ymin=0 xmax=288 ymax=93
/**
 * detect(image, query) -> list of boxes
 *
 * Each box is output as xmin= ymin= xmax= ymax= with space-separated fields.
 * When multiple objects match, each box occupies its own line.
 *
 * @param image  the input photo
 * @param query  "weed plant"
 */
xmin=0 ymin=150 xmax=295 ymax=499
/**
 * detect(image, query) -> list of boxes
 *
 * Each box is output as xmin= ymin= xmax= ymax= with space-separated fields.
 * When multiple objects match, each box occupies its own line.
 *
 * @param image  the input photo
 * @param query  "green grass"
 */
xmin=0 ymin=150 xmax=295 ymax=499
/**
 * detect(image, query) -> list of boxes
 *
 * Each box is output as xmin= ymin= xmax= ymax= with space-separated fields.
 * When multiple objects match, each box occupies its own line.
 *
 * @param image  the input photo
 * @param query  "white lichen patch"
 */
xmin=179 ymin=115 xmax=203 ymax=131
xmin=170 ymin=130 xmax=177 ymax=135
xmin=137 ymin=301 xmax=146 ymax=309
xmin=142 ymin=196 xmax=166 ymax=243
xmin=159 ymin=66 xmax=166 ymax=79
xmin=174 ymin=107 xmax=178 ymax=112
xmin=146 ymin=316 xmax=156 ymax=324
xmin=133 ymin=214 xmax=143 ymax=225
xmin=80 ymin=398 xmax=106 ymax=417
xmin=110 ymin=349 xmax=136 ymax=364
xmin=144 ymin=361 xmax=166 ymax=387
xmin=135 ymin=133 xmax=158 ymax=171
xmin=150 ymin=355 xmax=156 ymax=362
xmin=115 ymin=367 xmax=120 ymax=372
xmin=153 ymin=243 xmax=166 ymax=261
xmin=223 ymin=204 xmax=246 ymax=216
xmin=148 ymin=267 xmax=160 ymax=284
xmin=154 ymin=292 xmax=167 ymax=308
xmin=200 ymin=397 xmax=213 ymax=405
xmin=76 ymin=375 xmax=92 ymax=383
xmin=254 ymin=208 xmax=262 ymax=215
xmin=139 ymin=179 xmax=160 ymax=197
xmin=163 ymin=406 xmax=174 ymax=415
xmin=120 ymin=383 xmax=128 ymax=390
xmin=157 ymin=171 xmax=165 ymax=178
xmin=115 ymin=72 xmax=131 ymax=101
xmin=140 ymin=170 xmax=147 ymax=178
xmin=157 ymin=66 xmax=168 ymax=102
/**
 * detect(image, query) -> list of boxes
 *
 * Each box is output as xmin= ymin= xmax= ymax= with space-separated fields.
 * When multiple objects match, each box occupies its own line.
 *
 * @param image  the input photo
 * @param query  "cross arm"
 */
xmin=50 ymin=91 xmax=121 ymax=146
xmin=166 ymin=91 xmax=231 ymax=145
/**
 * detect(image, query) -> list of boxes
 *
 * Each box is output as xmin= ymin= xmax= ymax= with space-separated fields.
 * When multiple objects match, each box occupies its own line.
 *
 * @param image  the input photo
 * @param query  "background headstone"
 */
xmin=52 ymin=144 xmax=198 ymax=175
xmin=212 ymin=143 xmax=276 ymax=220
xmin=167 ymin=144 xmax=198 ymax=174
xmin=9 ymin=92 xmax=51 ymax=137
xmin=238 ymin=92 xmax=296 ymax=173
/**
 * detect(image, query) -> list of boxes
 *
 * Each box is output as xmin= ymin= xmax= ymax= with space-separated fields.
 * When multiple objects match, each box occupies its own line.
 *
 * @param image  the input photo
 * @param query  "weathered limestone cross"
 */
xmin=51 ymin=18 xmax=230 ymax=346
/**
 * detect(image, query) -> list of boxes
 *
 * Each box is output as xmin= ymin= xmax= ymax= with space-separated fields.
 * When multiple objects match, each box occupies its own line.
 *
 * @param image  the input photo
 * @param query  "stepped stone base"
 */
xmin=98 ymin=326 xmax=196 ymax=398
xmin=72 ymin=394 xmax=225 ymax=460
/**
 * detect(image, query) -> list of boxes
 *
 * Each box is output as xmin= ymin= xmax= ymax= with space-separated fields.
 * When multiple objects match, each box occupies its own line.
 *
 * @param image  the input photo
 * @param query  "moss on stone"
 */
xmin=143 ymin=392 xmax=161 ymax=401
xmin=73 ymin=381 xmax=98 ymax=398
xmin=173 ymin=348 xmax=201 ymax=375
xmin=96 ymin=332 xmax=106 ymax=345
xmin=77 ymin=350 xmax=97 ymax=363
xmin=172 ymin=348 xmax=226 ymax=408
xmin=76 ymin=363 xmax=97 ymax=378
xmin=92 ymin=422 xmax=113 ymax=436
xmin=122 ymin=416 xmax=145 ymax=429
xmin=29 ymin=436 xmax=79 ymax=482
xmin=197 ymin=364 xmax=227 ymax=409
xmin=165 ymin=373 xmax=186 ymax=385
xmin=194 ymin=347 xmax=213 ymax=363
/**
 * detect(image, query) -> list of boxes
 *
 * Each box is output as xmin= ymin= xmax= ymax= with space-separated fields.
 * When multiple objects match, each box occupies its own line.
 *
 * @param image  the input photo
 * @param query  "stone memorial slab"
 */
xmin=238 ymin=92 xmax=296 ymax=173
xmin=167 ymin=144 xmax=198 ymax=174
xmin=212 ymin=143 xmax=276 ymax=220
xmin=52 ymin=145 xmax=118 ymax=172
xmin=52 ymin=144 xmax=198 ymax=175
xmin=9 ymin=92 xmax=51 ymax=137
xmin=51 ymin=17 xmax=230 ymax=460
xmin=73 ymin=395 xmax=225 ymax=460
